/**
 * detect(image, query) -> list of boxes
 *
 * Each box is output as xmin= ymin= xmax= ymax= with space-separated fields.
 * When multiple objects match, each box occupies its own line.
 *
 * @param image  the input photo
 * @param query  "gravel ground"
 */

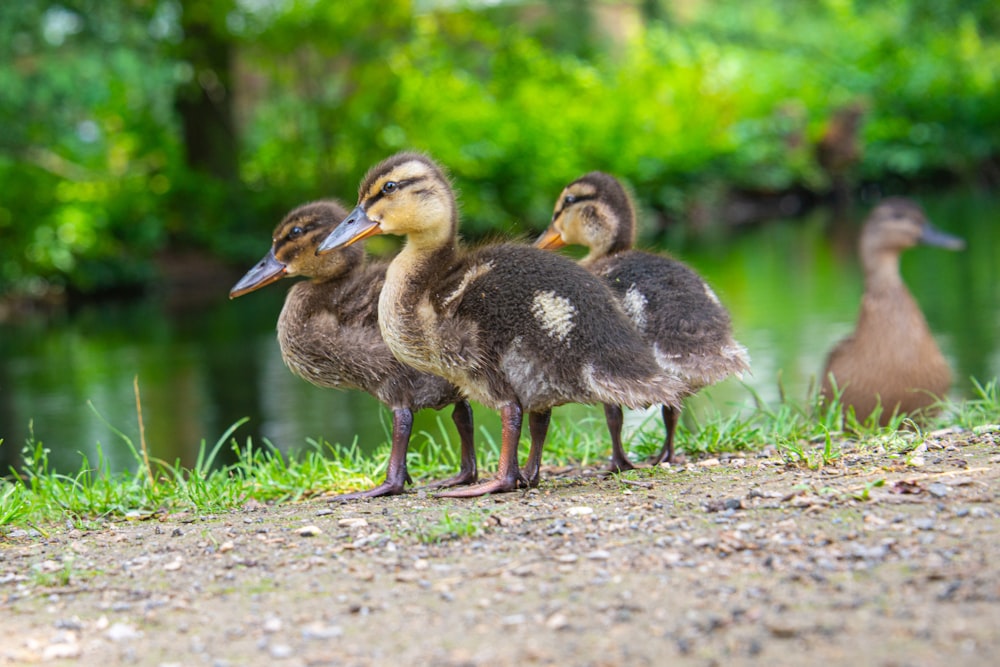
xmin=2 ymin=426 xmax=999 ymax=666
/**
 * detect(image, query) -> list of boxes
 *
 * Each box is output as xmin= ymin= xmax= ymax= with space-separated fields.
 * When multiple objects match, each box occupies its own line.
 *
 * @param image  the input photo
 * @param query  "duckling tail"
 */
xmin=582 ymin=364 xmax=686 ymax=412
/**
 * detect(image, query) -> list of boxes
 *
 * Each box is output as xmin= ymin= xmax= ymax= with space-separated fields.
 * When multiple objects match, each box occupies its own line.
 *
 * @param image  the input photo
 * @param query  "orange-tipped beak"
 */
xmin=230 ymin=249 xmax=287 ymax=298
xmin=535 ymin=227 xmax=567 ymax=250
xmin=317 ymin=205 xmax=381 ymax=254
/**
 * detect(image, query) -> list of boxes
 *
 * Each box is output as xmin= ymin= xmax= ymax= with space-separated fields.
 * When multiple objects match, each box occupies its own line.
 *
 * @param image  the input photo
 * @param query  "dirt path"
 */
xmin=3 ymin=428 xmax=999 ymax=666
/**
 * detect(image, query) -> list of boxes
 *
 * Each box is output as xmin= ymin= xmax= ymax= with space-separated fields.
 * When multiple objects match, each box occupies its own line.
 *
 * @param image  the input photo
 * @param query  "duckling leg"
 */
xmin=604 ymin=404 xmax=635 ymax=472
xmin=424 ymin=400 xmax=479 ymax=489
xmin=328 ymin=407 xmax=413 ymax=501
xmin=436 ymin=402 xmax=527 ymax=498
xmin=649 ymin=405 xmax=679 ymax=465
xmin=521 ymin=409 xmax=552 ymax=488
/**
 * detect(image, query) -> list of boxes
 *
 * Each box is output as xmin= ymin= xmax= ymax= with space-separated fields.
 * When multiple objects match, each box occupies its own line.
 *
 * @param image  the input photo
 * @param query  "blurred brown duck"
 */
xmin=821 ymin=197 xmax=965 ymax=425
xmin=536 ymin=172 xmax=750 ymax=469
xmin=317 ymin=153 xmax=685 ymax=497
xmin=229 ymin=200 xmax=478 ymax=499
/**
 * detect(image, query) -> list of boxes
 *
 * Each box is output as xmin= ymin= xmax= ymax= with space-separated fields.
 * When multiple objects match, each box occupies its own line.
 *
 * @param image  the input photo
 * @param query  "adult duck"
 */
xmin=317 ymin=153 xmax=685 ymax=496
xmin=821 ymin=197 xmax=964 ymax=425
xmin=230 ymin=200 xmax=478 ymax=499
xmin=537 ymin=171 xmax=750 ymax=468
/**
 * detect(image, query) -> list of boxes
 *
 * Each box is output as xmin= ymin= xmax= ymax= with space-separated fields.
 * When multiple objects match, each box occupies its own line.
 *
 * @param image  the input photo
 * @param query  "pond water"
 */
xmin=1 ymin=189 xmax=997 ymax=475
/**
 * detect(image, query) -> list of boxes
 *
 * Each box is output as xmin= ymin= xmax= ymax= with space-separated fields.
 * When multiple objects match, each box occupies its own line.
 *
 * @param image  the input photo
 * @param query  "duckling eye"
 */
xmin=563 ymin=195 xmax=577 ymax=205
xmin=382 ymin=181 xmax=398 ymax=195
xmin=288 ymin=226 xmax=304 ymax=239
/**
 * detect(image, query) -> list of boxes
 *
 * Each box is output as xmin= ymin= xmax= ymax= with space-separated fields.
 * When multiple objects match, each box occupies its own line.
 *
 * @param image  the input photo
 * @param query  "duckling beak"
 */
xmin=535 ymin=227 xmax=567 ymax=250
xmin=317 ymin=205 xmax=381 ymax=254
xmin=229 ymin=249 xmax=287 ymax=298
xmin=919 ymin=224 xmax=966 ymax=251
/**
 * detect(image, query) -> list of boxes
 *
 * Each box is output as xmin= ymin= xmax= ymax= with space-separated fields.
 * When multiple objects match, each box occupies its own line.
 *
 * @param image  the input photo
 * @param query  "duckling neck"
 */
xmin=378 ymin=236 xmax=458 ymax=369
xmin=581 ymin=225 xmax=633 ymax=267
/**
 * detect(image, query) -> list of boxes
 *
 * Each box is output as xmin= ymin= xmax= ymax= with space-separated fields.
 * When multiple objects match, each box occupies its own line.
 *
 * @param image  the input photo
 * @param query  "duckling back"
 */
xmin=431 ymin=243 xmax=685 ymax=413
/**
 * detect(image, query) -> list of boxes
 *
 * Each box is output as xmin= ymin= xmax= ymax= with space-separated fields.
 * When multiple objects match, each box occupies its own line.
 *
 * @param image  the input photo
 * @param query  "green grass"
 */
xmin=1 ymin=378 xmax=997 ymax=529
xmin=412 ymin=509 xmax=492 ymax=544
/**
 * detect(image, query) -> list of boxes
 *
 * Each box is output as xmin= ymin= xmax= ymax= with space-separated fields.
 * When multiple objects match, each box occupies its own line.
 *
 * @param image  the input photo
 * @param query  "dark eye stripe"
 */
xmin=557 ymin=193 xmax=596 ymax=217
xmin=274 ymin=222 xmax=324 ymax=255
xmin=364 ymin=176 xmax=426 ymax=208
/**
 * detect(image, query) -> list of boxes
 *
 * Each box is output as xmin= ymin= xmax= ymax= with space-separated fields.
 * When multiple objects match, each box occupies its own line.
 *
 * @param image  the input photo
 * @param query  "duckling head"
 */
xmin=860 ymin=197 xmax=965 ymax=267
xmin=536 ymin=171 xmax=635 ymax=261
xmin=230 ymin=200 xmax=360 ymax=298
xmin=318 ymin=152 xmax=458 ymax=254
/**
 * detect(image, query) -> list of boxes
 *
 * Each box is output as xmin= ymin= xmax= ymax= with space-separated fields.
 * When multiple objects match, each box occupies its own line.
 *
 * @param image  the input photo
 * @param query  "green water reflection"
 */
xmin=1 ymin=191 xmax=997 ymax=475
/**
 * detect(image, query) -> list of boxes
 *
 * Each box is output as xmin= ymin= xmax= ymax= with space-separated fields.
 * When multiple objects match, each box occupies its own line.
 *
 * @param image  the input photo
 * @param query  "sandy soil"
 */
xmin=2 ymin=426 xmax=999 ymax=666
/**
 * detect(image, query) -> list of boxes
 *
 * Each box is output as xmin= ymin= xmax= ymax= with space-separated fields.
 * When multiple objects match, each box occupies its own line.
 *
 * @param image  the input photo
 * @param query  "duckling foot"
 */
xmin=647 ymin=405 xmax=679 ymax=465
xmin=604 ymin=404 xmax=636 ymax=473
xmin=436 ymin=403 xmax=526 ymax=497
xmin=608 ymin=458 xmax=637 ymax=473
xmin=326 ymin=479 xmax=408 ymax=502
xmin=521 ymin=410 xmax=552 ymax=489
xmin=433 ymin=472 xmax=526 ymax=498
xmin=422 ymin=467 xmax=479 ymax=490
xmin=422 ymin=400 xmax=479 ymax=490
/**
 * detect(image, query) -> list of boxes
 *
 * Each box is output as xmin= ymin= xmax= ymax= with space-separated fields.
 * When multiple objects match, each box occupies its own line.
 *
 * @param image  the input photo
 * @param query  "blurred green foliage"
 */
xmin=1 ymin=0 xmax=998 ymax=296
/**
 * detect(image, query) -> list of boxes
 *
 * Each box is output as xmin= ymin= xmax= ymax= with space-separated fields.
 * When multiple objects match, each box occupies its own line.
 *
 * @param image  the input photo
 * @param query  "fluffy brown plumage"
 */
xmin=317 ymin=153 xmax=685 ymax=496
xmin=230 ymin=200 xmax=477 ymax=499
xmin=537 ymin=171 xmax=750 ymax=468
xmin=821 ymin=197 xmax=964 ymax=425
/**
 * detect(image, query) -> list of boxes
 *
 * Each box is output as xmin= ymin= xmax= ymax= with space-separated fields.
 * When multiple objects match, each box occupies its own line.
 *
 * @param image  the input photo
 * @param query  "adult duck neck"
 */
xmin=862 ymin=250 xmax=905 ymax=295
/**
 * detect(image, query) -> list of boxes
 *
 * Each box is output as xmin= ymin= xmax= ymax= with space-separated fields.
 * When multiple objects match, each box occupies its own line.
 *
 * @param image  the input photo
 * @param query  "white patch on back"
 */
xmin=531 ymin=290 xmax=576 ymax=343
xmin=703 ymin=282 xmax=721 ymax=306
xmin=622 ymin=284 xmax=648 ymax=331
xmin=441 ymin=261 xmax=493 ymax=310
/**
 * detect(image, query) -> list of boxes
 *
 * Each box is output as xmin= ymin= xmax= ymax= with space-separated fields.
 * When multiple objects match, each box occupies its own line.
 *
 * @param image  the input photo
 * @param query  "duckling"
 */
xmin=821 ymin=197 xmax=964 ymax=425
xmin=229 ymin=200 xmax=478 ymax=499
xmin=536 ymin=172 xmax=750 ymax=468
xmin=317 ymin=153 xmax=686 ymax=497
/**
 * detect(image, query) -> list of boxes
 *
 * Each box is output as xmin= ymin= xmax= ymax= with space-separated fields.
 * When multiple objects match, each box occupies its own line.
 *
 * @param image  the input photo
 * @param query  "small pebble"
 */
xmin=545 ymin=613 xmax=569 ymax=630
xmin=268 ymin=643 xmax=293 ymax=659
xmin=296 ymin=525 xmax=323 ymax=537
xmin=106 ymin=623 xmax=143 ymax=642
xmin=928 ymin=483 xmax=949 ymax=498
xmin=301 ymin=622 xmax=343 ymax=640
xmin=43 ymin=643 xmax=82 ymax=660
